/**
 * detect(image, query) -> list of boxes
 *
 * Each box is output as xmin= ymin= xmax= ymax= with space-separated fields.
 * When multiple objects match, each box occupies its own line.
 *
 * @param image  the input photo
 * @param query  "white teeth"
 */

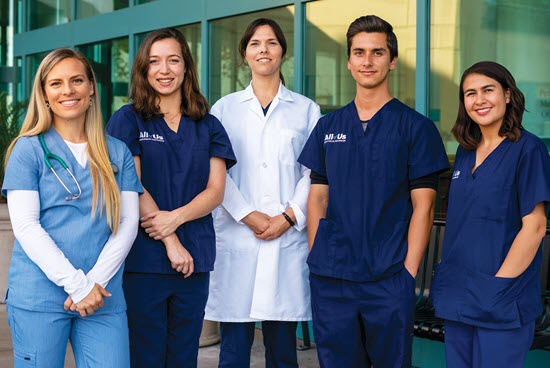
xmin=61 ymin=100 xmax=78 ymax=106
xmin=158 ymin=79 xmax=172 ymax=83
xmin=477 ymin=107 xmax=491 ymax=113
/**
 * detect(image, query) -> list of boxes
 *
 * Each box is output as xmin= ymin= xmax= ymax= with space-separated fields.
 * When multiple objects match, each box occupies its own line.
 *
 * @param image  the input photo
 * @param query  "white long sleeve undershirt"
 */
xmin=7 ymin=190 xmax=139 ymax=303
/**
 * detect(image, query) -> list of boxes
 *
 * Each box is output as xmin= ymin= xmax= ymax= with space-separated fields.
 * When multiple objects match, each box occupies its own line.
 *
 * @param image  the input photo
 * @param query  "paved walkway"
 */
xmin=0 ymin=303 xmax=319 ymax=367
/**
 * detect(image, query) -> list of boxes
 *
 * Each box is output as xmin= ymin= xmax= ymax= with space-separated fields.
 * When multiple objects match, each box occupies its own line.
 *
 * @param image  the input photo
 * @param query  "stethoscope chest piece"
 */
xmin=111 ymin=162 xmax=119 ymax=174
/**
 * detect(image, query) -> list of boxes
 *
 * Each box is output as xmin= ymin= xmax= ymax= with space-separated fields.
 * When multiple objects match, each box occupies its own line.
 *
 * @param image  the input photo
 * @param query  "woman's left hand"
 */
xmin=255 ymin=214 xmax=291 ymax=241
xmin=141 ymin=210 xmax=180 ymax=240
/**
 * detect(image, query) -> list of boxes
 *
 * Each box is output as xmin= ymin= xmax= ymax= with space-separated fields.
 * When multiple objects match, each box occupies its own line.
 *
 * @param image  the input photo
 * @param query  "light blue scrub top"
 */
xmin=432 ymin=130 xmax=550 ymax=329
xmin=1 ymin=128 xmax=142 ymax=313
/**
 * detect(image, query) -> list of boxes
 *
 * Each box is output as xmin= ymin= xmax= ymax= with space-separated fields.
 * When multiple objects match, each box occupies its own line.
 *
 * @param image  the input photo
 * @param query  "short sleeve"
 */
xmin=408 ymin=116 xmax=450 ymax=180
xmin=106 ymin=105 xmax=141 ymax=156
xmin=517 ymin=138 xmax=550 ymax=218
xmin=2 ymin=137 xmax=40 ymax=196
xmin=208 ymin=114 xmax=237 ymax=170
xmin=298 ymin=117 xmax=327 ymax=176
xmin=119 ymin=142 xmax=143 ymax=194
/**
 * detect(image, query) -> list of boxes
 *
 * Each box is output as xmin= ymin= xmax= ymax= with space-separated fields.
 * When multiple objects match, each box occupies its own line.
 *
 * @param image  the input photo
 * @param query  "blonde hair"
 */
xmin=4 ymin=48 xmax=121 ymax=233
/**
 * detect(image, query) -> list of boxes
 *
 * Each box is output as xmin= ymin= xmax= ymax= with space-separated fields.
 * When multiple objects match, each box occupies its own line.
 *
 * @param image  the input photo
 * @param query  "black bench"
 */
xmin=413 ymin=220 xmax=550 ymax=350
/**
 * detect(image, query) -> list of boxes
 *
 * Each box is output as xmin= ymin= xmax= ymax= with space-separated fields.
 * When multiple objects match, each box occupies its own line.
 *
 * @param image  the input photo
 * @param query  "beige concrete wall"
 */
xmin=0 ymin=204 xmax=14 ymax=301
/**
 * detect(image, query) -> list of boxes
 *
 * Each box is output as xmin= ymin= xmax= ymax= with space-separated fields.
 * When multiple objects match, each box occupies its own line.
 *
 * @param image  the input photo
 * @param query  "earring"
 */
xmin=45 ymin=101 xmax=50 ymax=110
xmin=89 ymin=97 xmax=93 ymax=108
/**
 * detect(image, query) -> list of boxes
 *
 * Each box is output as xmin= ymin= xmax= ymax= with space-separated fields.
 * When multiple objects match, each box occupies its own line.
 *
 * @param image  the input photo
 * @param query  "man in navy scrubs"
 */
xmin=298 ymin=15 xmax=450 ymax=367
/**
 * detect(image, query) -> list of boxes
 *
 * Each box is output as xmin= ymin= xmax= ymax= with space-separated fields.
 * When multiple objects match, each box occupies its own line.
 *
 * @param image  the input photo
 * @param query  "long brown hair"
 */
xmin=4 ymin=48 xmax=121 ymax=232
xmin=452 ymin=61 xmax=524 ymax=151
xmin=130 ymin=27 xmax=209 ymax=121
xmin=238 ymin=18 xmax=287 ymax=85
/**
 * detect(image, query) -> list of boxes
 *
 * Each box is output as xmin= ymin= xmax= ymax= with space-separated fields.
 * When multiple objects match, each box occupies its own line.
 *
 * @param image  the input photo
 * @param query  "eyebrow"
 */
xmin=249 ymin=37 xmax=278 ymax=42
xmin=463 ymin=84 xmax=496 ymax=93
xmin=46 ymin=74 xmax=86 ymax=82
xmin=149 ymin=54 xmax=182 ymax=58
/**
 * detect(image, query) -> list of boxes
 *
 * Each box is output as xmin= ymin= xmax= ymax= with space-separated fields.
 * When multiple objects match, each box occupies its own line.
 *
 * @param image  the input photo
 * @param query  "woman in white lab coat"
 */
xmin=205 ymin=18 xmax=320 ymax=368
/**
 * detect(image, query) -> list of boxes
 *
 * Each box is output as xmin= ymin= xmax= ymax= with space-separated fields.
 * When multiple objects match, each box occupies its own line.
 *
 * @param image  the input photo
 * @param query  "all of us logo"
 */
xmin=324 ymin=133 xmax=347 ymax=143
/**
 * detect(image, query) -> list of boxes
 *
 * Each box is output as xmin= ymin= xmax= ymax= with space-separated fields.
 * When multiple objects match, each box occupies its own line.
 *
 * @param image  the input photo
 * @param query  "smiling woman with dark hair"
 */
xmin=432 ymin=61 xmax=550 ymax=368
xmin=204 ymin=18 xmax=321 ymax=368
xmin=107 ymin=28 xmax=235 ymax=367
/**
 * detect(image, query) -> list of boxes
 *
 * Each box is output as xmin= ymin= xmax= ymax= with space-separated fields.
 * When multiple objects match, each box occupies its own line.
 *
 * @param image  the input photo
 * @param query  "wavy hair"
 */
xmin=4 ymin=48 xmax=121 ymax=232
xmin=452 ymin=61 xmax=524 ymax=151
xmin=130 ymin=27 xmax=209 ymax=121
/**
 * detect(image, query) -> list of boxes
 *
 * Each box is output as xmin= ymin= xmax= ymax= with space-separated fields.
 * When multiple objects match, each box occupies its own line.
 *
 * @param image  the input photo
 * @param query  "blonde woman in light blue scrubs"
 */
xmin=2 ymin=48 xmax=142 ymax=368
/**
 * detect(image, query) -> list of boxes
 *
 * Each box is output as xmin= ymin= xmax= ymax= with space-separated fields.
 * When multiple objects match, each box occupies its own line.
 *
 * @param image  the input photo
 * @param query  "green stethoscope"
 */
xmin=39 ymin=133 xmax=119 ymax=201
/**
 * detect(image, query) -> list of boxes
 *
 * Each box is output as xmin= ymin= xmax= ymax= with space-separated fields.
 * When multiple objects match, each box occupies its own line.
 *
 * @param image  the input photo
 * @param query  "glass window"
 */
xmin=77 ymin=0 xmax=128 ymax=20
xmin=26 ymin=51 xmax=50 ymax=94
xmin=0 ymin=0 xmax=13 ymax=66
xmin=431 ymin=0 xmax=550 ymax=153
xmin=305 ymin=0 xmax=417 ymax=114
xmin=209 ymin=6 xmax=295 ymax=103
xmin=29 ymin=0 xmax=71 ymax=30
xmin=136 ymin=0 xmax=158 ymax=4
xmin=78 ymin=37 xmax=129 ymax=121
xmin=136 ymin=23 xmax=201 ymax=87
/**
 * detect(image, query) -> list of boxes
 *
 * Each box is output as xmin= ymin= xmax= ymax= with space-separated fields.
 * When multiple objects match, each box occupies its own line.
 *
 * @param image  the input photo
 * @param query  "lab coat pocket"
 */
xmin=278 ymin=129 xmax=305 ymax=166
xmin=459 ymin=271 xmax=521 ymax=328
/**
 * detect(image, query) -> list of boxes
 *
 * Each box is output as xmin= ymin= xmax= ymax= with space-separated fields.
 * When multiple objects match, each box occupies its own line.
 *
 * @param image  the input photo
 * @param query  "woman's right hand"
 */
xmin=65 ymin=283 xmax=111 ymax=317
xmin=242 ymin=211 xmax=271 ymax=234
xmin=164 ymin=235 xmax=194 ymax=278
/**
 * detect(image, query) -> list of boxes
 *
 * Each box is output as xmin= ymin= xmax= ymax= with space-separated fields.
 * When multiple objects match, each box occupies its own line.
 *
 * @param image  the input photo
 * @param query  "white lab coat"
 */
xmin=205 ymin=83 xmax=321 ymax=322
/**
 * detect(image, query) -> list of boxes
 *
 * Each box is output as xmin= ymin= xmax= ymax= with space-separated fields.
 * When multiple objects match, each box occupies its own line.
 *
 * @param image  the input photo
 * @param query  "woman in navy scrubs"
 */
xmin=432 ymin=61 xmax=550 ymax=367
xmin=106 ymin=28 xmax=236 ymax=367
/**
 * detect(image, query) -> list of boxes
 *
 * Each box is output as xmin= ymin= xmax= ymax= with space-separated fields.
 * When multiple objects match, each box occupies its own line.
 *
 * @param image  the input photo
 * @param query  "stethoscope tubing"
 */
xmin=39 ymin=133 xmax=83 ymax=201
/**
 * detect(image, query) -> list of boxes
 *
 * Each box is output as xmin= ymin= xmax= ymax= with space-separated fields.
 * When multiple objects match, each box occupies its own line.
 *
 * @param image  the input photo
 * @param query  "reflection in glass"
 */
xmin=305 ymin=0 xmax=417 ymax=114
xmin=136 ymin=23 xmax=201 ymax=88
xmin=77 ymin=1 xmax=128 ymax=19
xmin=26 ymin=51 xmax=50 ymax=94
xmin=431 ymin=0 xmax=550 ymax=153
xmin=78 ymin=38 xmax=129 ymax=121
xmin=209 ymin=6 xmax=294 ymax=104
xmin=29 ymin=0 xmax=71 ymax=30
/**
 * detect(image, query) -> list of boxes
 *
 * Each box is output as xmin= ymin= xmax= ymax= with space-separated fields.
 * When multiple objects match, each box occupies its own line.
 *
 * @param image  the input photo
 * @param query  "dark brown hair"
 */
xmin=130 ymin=27 xmax=209 ymax=121
xmin=346 ymin=15 xmax=398 ymax=60
xmin=452 ymin=61 xmax=524 ymax=151
xmin=238 ymin=18 xmax=287 ymax=85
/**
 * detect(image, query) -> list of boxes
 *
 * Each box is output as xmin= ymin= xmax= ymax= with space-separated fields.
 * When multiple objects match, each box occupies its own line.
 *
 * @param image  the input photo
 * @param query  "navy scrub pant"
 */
xmin=444 ymin=319 xmax=535 ymax=368
xmin=309 ymin=267 xmax=416 ymax=368
xmin=219 ymin=321 xmax=299 ymax=368
xmin=123 ymin=272 xmax=209 ymax=368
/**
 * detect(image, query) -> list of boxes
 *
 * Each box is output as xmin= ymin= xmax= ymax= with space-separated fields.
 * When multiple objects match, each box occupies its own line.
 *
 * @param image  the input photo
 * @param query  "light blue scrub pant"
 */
xmin=7 ymin=304 xmax=130 ymax=368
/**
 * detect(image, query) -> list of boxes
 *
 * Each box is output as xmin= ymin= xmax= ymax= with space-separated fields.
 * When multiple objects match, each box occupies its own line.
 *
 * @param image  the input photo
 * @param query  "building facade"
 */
xmin=4 ymin=0 xmax=550 ymax=162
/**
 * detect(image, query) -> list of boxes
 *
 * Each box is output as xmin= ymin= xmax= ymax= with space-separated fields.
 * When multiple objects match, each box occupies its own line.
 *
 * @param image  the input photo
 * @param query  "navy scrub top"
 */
xmin=432 ymin=130 xmax=550 ymax=329
xmin=298 ymin=99 xmax=450 ymax=282
xmin=107 ymin=104 xmax=236 ymax=274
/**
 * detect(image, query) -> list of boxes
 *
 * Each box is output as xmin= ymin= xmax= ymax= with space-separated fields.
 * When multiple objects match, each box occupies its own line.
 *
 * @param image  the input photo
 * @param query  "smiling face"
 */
xmin=244 ymin=25 xmax=283 ymax=80
xmin=462 ymin=73 xmax=510 ymax=130
xmin=347 ymin=32 xmax=396 ymax=91
xmin=147 ymin=37 xmax=185 ymax=99
xmin=43 ymin=57 xmax=94 ymax=126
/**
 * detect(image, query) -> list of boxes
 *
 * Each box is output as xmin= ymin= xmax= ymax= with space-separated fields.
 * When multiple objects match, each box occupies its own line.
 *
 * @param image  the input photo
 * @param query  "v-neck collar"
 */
xmin=349 ymin=98 xmax=396 ymax=136
xmin=469 ymin=138 xmax=511 ymax=178
xmin=46 ymin=128 xmax=88 ymax=171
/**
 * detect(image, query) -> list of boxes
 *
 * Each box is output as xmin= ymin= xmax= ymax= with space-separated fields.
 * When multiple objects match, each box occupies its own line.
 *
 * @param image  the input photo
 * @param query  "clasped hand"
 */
xmin=63 ymin=283 xmax=111 ymax=317
xmin=141 ymin=210 xmax=180 ymax=240
xmin=243 ymin=211 xmax=291 ymax=241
